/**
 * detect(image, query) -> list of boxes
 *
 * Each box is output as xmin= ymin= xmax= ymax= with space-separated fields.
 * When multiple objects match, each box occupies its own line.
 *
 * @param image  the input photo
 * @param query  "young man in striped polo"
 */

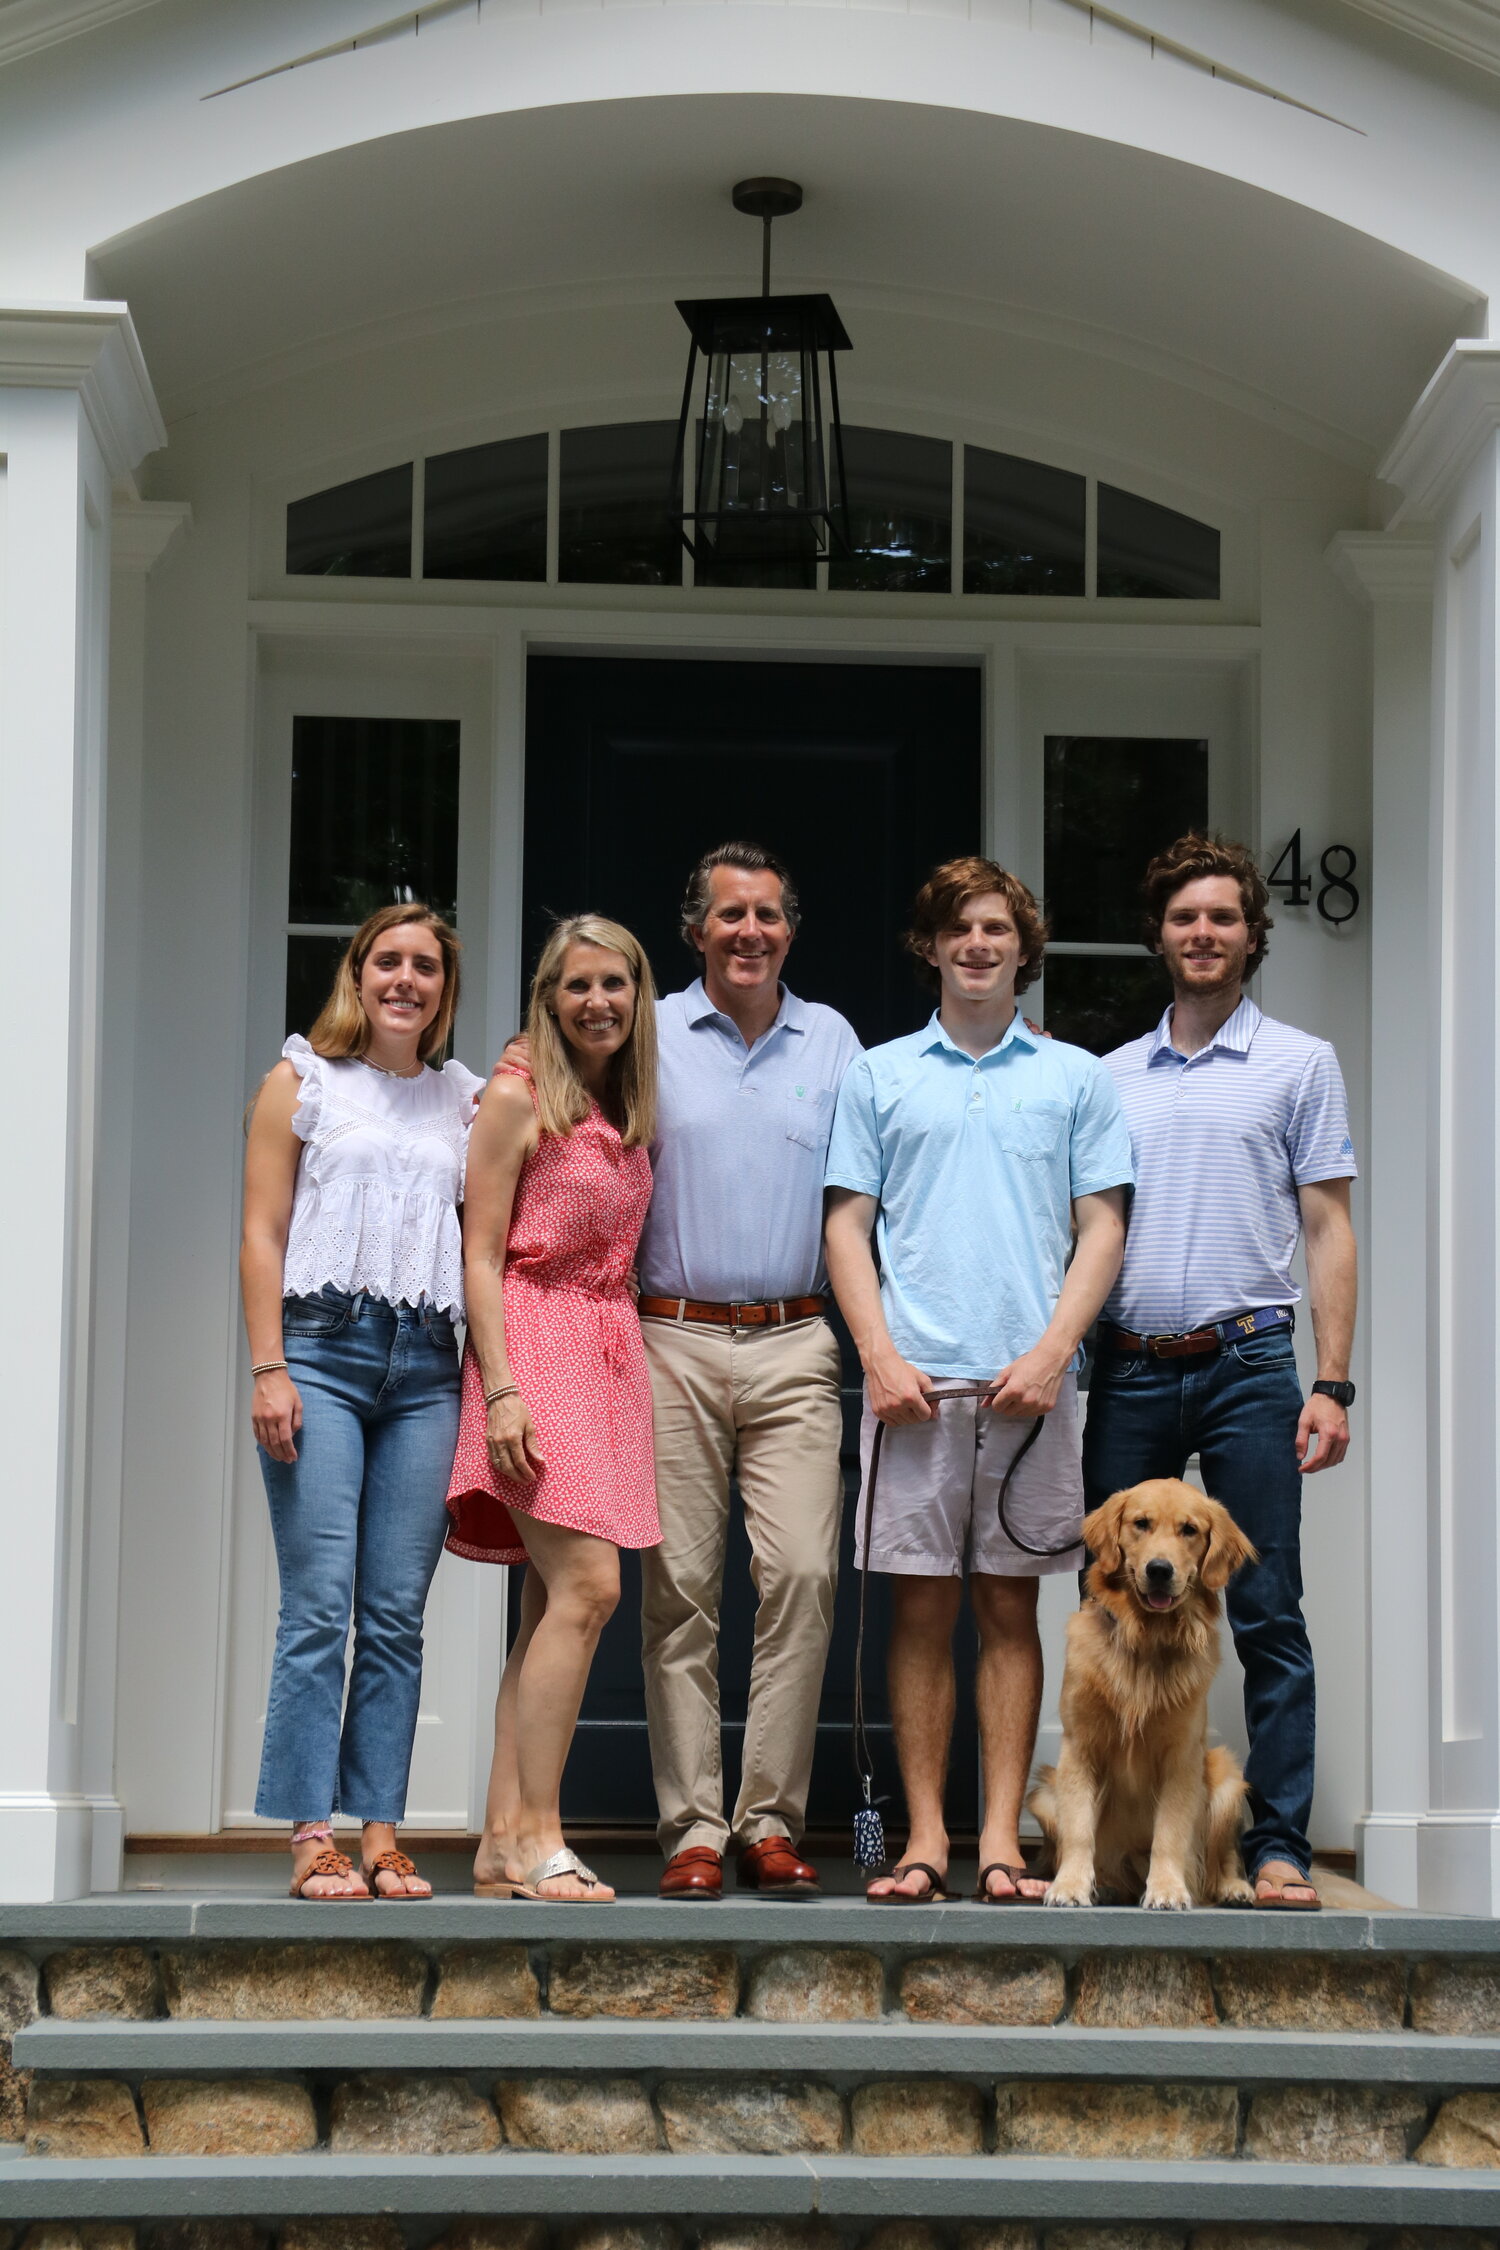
xmin=1083 ymin=834 xmax=1358 ymax=1911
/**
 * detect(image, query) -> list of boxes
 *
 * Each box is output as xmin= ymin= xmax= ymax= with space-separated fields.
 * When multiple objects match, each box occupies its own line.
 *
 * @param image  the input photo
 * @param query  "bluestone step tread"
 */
xmin=17 ymin=2016 xmax=1500 ymax=2080
xmin=3 ymin=1894 xmax=1497 ymax=1948
xmin=3 ymin=2149 xmax=1500 ymax=2223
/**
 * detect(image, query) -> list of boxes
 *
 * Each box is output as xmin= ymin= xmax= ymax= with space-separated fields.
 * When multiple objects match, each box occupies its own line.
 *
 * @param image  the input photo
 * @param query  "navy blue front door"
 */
xmin=522 ymin=653 xmax=983 ymax=1835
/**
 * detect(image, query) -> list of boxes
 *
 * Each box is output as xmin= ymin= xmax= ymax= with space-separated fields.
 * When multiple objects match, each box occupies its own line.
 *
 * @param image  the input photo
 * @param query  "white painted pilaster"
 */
xmin=1327 ymin=528 xmax=1433 ymax=1907
xmin=1379 ymin=343 xmax=1500 ymax=1914
xmin=0 ymin=304 xmax=164 ymax=1900
xmin=80 ymin=499 xmax=190 ymax=1895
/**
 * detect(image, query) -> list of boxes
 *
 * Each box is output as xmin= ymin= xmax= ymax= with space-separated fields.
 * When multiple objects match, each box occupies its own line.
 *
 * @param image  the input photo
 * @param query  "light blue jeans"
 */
xmin=255 ymin=1287 xmax=460 ymax=1823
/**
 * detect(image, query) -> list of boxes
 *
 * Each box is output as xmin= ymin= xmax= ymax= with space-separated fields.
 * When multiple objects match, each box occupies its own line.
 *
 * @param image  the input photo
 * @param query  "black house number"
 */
xmin=1267 ymin=829 xmax=1360 ymax=926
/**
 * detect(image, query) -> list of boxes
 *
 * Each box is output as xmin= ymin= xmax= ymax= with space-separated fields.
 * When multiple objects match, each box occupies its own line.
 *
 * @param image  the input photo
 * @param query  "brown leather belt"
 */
xmin=638 ymin=1295 xmax=826 ymax=1329
xmin=1108 ymin=1326 xmax=1223 ymax=1360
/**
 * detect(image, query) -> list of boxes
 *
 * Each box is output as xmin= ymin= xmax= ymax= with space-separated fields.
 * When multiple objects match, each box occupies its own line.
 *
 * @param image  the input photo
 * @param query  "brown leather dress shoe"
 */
xmin=659 ymin=1846 xmax=723 ymax=1900
xmin=736 ymin=1836 xmax=820 ymax=1896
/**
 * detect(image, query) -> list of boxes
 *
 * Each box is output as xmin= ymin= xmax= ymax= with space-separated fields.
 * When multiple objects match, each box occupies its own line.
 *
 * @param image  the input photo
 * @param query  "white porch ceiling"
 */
xmin=90 ymin=92 xmax=1482 ymax=458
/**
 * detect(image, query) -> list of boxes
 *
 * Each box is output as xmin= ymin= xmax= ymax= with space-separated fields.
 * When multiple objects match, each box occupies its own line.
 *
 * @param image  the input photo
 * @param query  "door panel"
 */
xmin=523 ymin=655 xmax=983 ymax=1831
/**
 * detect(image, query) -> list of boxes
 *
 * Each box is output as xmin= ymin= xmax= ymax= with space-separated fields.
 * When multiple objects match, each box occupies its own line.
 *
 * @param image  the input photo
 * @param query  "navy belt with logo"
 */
xmin=1102 ymin=1305 xmax=1294 ymax=1360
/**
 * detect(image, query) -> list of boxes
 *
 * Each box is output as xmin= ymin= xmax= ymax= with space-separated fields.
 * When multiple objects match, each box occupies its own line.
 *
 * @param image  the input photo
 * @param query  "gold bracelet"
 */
xmin=251 ymin=1360 xmax=289 ymax=1378
xmin=484 ymin=1384 xmax=520 ymax=1408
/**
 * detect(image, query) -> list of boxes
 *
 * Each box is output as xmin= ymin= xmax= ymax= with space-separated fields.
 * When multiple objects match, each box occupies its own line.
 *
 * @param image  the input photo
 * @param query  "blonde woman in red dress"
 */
xmin=447 ymin=914 xmax=661 ymax=1902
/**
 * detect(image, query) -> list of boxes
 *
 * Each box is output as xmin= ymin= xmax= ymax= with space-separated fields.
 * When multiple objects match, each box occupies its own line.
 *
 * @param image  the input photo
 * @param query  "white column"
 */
xmin=1326 ymin=530 xmax=1434 ymax=1907
xmin=0 ymin=307 xmax=164 ymax=1900
xmin=1379 ymin=343 xmax=1500 ymax=1914
xmin=78 ymin=499 xmax=191 ymax=1894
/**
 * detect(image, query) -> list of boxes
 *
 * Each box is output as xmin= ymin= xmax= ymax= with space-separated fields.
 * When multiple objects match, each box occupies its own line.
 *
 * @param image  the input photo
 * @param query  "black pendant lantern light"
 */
xmin=673 ymin=177 xmax=851 ymax=566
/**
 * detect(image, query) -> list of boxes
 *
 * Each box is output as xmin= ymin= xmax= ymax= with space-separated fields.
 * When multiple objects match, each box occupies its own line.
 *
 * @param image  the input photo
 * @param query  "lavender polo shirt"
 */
xmin=637 ymin=978 xmax=863 ymax=1303
xmin=1102 ymin=996 xmax=1357 ymax=1335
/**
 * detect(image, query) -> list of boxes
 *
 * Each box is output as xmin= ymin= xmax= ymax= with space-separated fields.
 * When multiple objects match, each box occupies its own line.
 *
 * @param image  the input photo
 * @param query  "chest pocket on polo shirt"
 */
xmin=785 ymin=1086 xmax=833 ymax=1152
xmin=992 ymin=1099 xmax=1069 ymax=1162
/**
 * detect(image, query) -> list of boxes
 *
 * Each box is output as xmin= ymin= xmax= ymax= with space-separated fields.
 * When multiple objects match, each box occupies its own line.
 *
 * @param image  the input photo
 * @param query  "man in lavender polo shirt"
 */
xmin=637 ymin=842 xmax=862 ymax=1901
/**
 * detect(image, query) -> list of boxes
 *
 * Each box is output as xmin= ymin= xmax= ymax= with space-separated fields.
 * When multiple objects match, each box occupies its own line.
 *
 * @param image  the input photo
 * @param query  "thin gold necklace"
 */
xmin=358 ymin=1052 xmax=425 ymax=1080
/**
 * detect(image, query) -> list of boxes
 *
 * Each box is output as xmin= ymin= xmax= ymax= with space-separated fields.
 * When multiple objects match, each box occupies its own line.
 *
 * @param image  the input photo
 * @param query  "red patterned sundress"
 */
xmin=445 ymin=1069 xmax=660 ymax=1563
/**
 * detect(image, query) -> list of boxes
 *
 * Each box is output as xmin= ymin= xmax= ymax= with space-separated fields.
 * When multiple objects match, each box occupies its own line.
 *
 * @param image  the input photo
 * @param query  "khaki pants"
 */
xmin=640 ymin=1314 xmax=845 ymax=1858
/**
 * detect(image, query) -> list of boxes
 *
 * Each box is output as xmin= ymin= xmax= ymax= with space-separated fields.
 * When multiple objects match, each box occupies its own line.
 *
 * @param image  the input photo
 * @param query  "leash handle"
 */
xmin=852 ymin=1380 xmax=1079 ymax=1833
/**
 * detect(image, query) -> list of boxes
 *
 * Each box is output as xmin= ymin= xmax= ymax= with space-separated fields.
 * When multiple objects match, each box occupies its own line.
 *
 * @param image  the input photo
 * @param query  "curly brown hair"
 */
xmin=904 ymin=857 xmax=1048 ymax=996
xmin=1142 ymin=832 xmax=1272 ymax=974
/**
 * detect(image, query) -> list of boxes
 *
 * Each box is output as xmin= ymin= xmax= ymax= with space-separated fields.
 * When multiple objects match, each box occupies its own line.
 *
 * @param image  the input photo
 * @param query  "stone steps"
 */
xmin=4 ymin=1894 xmax=1500 ymax=2247
xmin=20 ymin=2018 xmax=1500 ymax=2081
xmin=5 ymin=2148 xmax=1500 ymax=2229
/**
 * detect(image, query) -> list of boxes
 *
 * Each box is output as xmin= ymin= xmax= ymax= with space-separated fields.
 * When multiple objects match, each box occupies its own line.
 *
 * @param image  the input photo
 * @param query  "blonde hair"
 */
xmin=526 ymin=916 xmax=658 ymax=1147
xmin=308 ymin=903 xmax=461 ymax=1064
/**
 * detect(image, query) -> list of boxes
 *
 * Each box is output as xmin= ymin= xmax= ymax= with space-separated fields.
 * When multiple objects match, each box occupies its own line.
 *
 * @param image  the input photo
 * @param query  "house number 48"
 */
xmin=1266 ymin=830 xmax=1360 ymax=926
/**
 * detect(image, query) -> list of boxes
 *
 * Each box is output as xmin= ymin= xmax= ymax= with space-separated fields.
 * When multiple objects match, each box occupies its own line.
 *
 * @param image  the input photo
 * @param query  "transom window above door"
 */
xmin=284 ymin=425 xmax=1221 ymax=601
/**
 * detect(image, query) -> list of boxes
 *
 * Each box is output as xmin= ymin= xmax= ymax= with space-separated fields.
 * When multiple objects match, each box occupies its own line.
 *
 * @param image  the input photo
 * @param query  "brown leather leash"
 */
xmin=852 ymin=1380 xmax=1076 ymax=1869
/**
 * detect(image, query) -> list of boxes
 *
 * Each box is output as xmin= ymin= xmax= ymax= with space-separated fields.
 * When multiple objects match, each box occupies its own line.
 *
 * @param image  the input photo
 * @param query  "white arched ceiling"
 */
xmin=88 ymin=91 xmax=1481 ymax=463
xmin=6 ymin=0 xmax=1499 ymax=308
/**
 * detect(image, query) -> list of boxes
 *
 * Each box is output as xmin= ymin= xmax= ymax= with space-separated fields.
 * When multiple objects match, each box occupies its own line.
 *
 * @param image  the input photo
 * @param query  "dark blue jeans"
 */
xmin=1081 ymin=1326 xmax=1314 ymax=1880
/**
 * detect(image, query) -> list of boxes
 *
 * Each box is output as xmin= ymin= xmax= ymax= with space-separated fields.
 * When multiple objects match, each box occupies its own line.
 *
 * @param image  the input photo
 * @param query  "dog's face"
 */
xmin=1083 ymin=1479 xmax=1257 ymax=1612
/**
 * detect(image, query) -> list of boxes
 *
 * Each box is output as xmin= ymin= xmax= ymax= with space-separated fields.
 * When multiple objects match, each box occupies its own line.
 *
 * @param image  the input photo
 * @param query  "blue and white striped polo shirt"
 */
xmin=1102 ymin=997 xmax=1356 ymax=1336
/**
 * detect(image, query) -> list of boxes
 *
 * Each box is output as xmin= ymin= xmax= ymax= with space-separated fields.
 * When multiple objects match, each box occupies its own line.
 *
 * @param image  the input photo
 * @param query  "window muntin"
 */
xmin=286 ymin=465 xmax=413 ymax=578
xmin=424 ymin=435 xmax=548 ymax=583
xmin=1042 ymin=734 xmax=1208 ymax=1055
xmin=285 ymin=716 xmax=460 ymax=1038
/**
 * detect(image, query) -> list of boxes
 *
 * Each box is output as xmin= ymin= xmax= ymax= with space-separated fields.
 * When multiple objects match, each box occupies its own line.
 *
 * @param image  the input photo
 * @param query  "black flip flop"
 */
xmin=975 ymin=1860 xmax=1047 ymax=1904
xmin=865 ymin=1860 xmax=953 ymax=1904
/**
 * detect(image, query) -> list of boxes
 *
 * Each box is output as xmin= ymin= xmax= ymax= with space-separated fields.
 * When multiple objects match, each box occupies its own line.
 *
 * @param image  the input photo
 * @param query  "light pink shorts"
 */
xmin=854 ymin=1374 xmax=1085 ymax=1580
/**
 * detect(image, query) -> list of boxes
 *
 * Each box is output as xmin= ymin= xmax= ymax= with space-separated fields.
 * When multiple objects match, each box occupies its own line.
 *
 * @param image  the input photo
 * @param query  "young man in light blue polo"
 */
xmin=824 ymin=857 xmax=1132 ymax=1904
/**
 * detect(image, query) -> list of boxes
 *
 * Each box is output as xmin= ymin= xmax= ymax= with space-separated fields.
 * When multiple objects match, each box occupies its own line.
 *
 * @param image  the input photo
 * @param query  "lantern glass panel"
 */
xmin=697 ymin=344 xmax=820 ymax=539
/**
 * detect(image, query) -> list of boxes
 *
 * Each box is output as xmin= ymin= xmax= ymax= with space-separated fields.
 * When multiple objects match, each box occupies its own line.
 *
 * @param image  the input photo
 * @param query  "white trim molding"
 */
xmin=0 ymin=303 xmax=165 ymax=480
xmin=0 ymin=0 xmax=163 ymax=69
xmin=111 ymin=499 xmax=191 ymax=575
xmin=1338 ymin=0 xmax=1500 ymax=76
xmin=1326 ymin=530 xmax=1438 ymax=605
xmin=1381 ymin=342 xmax=1500 ymax=526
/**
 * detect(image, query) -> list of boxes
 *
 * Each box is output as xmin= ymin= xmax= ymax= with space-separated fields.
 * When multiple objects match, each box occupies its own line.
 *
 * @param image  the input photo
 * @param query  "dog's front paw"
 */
xmin=1213 ymin=1876 xmax=1255 ymax=1907
xmin=1141 ymin=1876 xmax=1193 ymax=1911
xmin=1044 ymin=1874 xmax=1096 ymax=1908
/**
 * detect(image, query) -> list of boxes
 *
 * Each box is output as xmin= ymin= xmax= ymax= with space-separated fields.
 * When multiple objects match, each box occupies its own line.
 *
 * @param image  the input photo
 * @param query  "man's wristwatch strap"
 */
xmin=1311 ymin=1379 xmax=1356 ymax=1406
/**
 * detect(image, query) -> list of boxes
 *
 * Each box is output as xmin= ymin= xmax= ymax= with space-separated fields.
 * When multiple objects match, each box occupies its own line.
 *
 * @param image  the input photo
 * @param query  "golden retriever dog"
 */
xmin=1028 ymin=1480 xmax=1258 ymax=1910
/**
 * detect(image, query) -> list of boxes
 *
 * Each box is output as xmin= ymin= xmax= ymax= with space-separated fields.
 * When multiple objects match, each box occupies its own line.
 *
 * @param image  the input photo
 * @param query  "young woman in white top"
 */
xmin=240 ymin=903 xmax=483 ymax=1900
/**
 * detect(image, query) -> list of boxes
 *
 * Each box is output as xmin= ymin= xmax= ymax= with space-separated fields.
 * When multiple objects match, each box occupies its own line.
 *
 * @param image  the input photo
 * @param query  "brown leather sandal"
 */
xmin=289 ymin=1847 xmax=367 ymax=1900
xmin=865 ymin=1861 xmax=953 ymax=1903
xmin=975 ymin=1861 xmax=1047 ymax=1904
xmin=363 ymin=1847 xmax=431 ymax=1899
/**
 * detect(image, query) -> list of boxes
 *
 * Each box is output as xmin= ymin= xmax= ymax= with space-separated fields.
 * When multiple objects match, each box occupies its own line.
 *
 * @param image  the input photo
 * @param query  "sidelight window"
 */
xmin=1042 ymin=735 xmax=1208 ymax=1055
xmin=284 ymin=716 xmax=460 ymax=1038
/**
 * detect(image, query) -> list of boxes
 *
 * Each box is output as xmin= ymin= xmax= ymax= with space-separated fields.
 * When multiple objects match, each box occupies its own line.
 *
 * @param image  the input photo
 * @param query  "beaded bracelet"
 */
xmin=484 ymin=1384 xmax=521 ymax=1408
xmin=251 ymin=1360 xmax=289 ymax=1378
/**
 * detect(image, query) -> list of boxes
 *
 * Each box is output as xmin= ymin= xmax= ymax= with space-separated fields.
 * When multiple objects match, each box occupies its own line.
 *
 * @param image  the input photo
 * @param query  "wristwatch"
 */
xmin=1311 ymin=1379 xmax=1356 ymax=1407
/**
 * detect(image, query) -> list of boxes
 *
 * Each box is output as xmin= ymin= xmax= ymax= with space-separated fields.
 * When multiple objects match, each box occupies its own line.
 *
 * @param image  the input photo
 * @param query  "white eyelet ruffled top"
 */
xmin=281 ymin=1035 xmax=486 ymax=1317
